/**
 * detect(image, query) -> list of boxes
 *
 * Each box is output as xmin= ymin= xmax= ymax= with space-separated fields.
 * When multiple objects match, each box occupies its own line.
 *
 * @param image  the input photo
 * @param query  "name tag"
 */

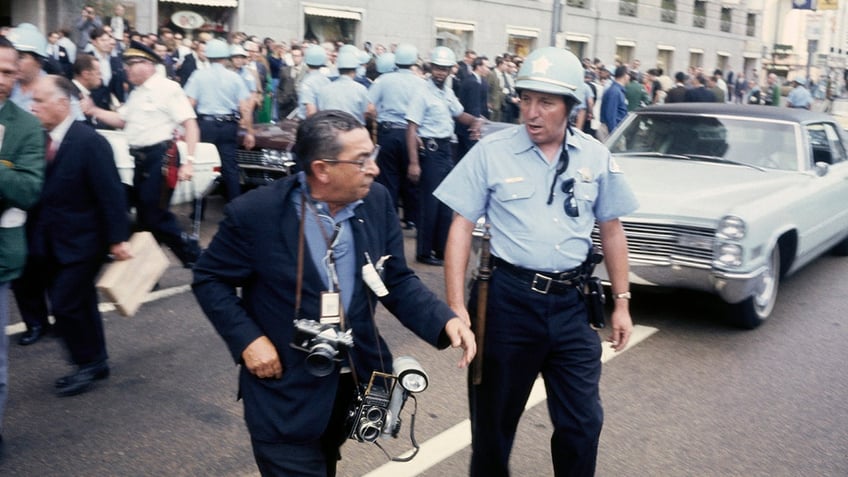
xmin=319 ymin=291 xmax=341 ymax=325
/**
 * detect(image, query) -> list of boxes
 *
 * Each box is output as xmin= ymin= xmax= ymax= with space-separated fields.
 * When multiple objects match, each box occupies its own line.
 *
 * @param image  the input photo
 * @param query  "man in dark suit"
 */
xmin=87 ymin=26 xmax=126 ymax=115
xmin=192 ymin=110 xmax=475 ymax=476
xmin=22 ymin=75 xmax=131 ymax=396
xmin=453 ymin=49 xmax=476 ymax=96
xmin=683 ymin=74 xmax=716 ymax=103
xmin=665 ymin=71 xmax=688 ymax=103
xmin=177 ymin=41 xmax=209 ymax=86
xmin=456 ymin=56 xmax=489 ymax=159
xmin=276 ymin=44 xmax=306 ymax=119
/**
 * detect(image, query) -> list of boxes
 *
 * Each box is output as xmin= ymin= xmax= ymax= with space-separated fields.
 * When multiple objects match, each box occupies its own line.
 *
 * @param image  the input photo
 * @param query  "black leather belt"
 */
xmin=198 ymin=114 xmax=239 ymax=122
xmin=421 ymin=137 xmax=451 ymax=152
xmin=379 ymin=121 xmax=407 ymax=130
xmin=129 ymin=140 xmax=170 ymax=156
xmin=492 ymin=256 xmax=584 ymax=295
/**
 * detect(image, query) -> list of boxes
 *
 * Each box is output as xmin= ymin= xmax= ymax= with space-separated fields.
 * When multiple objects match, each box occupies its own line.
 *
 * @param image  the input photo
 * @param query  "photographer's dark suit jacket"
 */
xmin=192 ymin=175 xmax=455 ymax=443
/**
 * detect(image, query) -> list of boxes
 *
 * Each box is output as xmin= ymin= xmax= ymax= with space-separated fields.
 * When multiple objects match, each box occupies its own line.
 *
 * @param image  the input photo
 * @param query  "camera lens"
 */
xmin=365 ymin=406 xmax=385 ymax=422
xmin=357 ymin=421 xmax=382 ymax=442
xmin=305 ymin=342 xmax=337 ymax=377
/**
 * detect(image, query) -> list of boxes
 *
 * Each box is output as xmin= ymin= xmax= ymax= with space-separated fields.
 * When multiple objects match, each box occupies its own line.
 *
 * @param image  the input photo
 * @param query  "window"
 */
xmin=807 ymin=123 xmax=847 ymax=165
xmin=661 ymin=0 xmax=677 ymax=23
xmin=435 ymin=19 xmax=475 ymax=58
xmin=567 ymin=0 xmax=587 ymax=8
xmin=716 ymin=54 xmax=729 ymax=72
xmin=617 ymin=44 xmax=635 ymax=64
xmin=746 ymin=13 xmax=756 ymax=37
xmin=689 ymin=50 xmax=703 ymax=68
xmin=657 ymin=48 xmax=674 ymax=74
xmin=720 ymin=7 xmax=732 ymax=33
xmin=619 ymin=0 xmax=638 ymax=17
xmin=693 ymin=0 xmax=706 ymax=28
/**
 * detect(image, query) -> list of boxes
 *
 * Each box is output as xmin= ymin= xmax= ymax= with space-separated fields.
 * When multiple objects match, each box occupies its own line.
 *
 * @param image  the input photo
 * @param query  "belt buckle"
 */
xmin=426 ymin=138 xmax=438 ymax=152
xmin=531 ymin=273 xmax=552 ymax=294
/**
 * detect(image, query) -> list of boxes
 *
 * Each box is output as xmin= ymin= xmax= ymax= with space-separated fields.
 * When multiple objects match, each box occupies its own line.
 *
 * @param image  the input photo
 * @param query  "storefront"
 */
xmin=302 ymin=4 xmax=363 ymax=45
xmin=158 ymin=0 xmax=237 ymax=37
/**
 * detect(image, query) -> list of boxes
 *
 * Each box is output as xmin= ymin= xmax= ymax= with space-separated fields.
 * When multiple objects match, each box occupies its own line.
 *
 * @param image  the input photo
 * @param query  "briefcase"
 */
xmin=96 ymin=231 xmax=170 ymax=317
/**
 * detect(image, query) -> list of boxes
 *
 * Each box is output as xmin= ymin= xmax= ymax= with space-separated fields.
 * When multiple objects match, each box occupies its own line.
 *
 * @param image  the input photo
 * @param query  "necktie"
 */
xmin=45 ymin=136 xmax=56 ymax=163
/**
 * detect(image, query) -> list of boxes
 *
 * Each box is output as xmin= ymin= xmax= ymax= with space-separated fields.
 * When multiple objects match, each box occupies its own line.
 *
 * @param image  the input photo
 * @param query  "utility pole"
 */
xmin=551 ymin=0 xmax=563 ymax=47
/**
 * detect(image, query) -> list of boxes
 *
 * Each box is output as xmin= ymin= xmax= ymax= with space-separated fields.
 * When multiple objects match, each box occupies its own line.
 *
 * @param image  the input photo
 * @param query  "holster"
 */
xmin=584 ymin=276 xmax=606 ymax=329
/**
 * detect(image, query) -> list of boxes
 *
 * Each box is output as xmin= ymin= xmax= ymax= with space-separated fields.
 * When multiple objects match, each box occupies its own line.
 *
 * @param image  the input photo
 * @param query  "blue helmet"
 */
xmin=304 ymin=45 xmax=327 ymax=67
xmin=430 ymin=46 xmax=456 ymax=68
xmin=515 ymin=47 xmax=584 ymax=103
xmin=8 ymin=23 xmax=47 ymax=58
xmin=205 ymin=39 xmax=230 ymax=59
xmin=376 ymin=53 xmax=397 ymax=74
xmin=336 ymin=50 xmax=359 ymax=70
xmin=394 ymin=43 xmax=418 ymax=66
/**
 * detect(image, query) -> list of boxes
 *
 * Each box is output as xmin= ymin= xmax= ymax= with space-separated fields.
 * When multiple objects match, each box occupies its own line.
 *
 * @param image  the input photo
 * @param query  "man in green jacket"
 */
xmin=0 ymin=36 xmax=45 ymax=445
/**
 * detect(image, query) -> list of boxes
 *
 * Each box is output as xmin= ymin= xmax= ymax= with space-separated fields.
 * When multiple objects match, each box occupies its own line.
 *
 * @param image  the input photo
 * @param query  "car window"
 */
xmin=609 ymin=114 xmax=799 ymax=170
xmin=805 ymin=122 xmax=846 ymax=165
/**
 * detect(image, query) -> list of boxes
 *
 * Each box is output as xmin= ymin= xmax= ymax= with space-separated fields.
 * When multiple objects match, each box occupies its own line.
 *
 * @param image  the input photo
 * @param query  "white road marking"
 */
xmin=363 ymin=325 xmax=659 ymax=477
xmin=4 ymin=284 xmax=192 ymax=335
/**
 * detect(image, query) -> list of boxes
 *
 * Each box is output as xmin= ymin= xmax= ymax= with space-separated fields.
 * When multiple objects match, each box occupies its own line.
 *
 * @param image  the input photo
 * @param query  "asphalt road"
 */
xmin=2 ymin=195 xmax=847 ymax=476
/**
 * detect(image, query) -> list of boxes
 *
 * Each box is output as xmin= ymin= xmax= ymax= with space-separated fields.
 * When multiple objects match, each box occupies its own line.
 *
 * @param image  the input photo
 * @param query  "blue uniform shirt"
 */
xmin=237 ymin=66 xmax=258 ymax=94
xmin=406 ymin=79 xmax=464 ymax=139
xmin=315 ymin=75 xmax=370 ymax=125
xmin=297 ymin=70 xmax=331 ymax=120
xmin=184 ymin=63 xmax=251 ymax=115
xmin=368 ymin=69 xmax=426 ymax=124
xmin=435 ymin=125 xmax=639 ymax=271
xmin=787 ymin=85 xmax=813 ymax=109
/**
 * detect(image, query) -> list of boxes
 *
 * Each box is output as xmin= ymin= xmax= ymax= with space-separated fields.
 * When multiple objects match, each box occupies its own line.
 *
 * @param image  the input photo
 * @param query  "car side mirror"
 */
xmin=814 ymin=162 xmax=830 ymax=176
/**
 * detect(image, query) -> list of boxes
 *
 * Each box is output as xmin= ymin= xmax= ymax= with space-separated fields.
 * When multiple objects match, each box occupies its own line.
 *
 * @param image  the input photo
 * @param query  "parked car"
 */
xmin=236 ymin=119 xmax=298 ymax=188
xmin=828 ymin=98 xmax=848 ymax=130
xmin=97 ymin=130 xmax=221 ymax=205
xmin=602 ymin=103 xmax=848 ymax=328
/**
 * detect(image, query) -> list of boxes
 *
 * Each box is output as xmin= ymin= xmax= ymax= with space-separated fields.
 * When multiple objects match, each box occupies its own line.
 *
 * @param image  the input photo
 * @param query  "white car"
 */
xmin=603 ymin=103 xmax=848 ymax=328
xmin=97 ymin=129 xmax=221 ymax=205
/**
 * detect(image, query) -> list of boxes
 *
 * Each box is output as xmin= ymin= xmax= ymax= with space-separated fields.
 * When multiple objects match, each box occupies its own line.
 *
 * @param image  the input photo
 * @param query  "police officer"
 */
xmin=83 ymin=41 xmax=201 ymax=268
xmin=296 ymin=45 xmax=331 ymax=120
xmin=435 ymin=47 xmax=639 ymax=476
xmin=7 ymin=23 xmax=49 ymax=111
xmin=367 ymin=44 xmax=426 ymax=230
xmin=406 ymin=46 xmax=480 ymax=265
xmin=184 ymin=38 xmax=255 ymax=202
xmin=230 ymin=44 xmax=260 ymax=111
xmin=315 ymin=47 xmax=374 ymax=125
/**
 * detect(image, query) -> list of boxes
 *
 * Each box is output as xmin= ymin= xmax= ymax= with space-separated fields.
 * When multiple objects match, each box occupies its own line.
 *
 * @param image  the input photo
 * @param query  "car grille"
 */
xmin=592 ymin=221 xmax=715 ymax=266
xmin=236 ymin=149 xmax=293 ymax=185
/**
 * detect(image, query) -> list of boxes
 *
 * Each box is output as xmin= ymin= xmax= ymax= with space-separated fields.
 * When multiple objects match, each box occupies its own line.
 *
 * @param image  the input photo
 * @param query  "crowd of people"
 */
xmin=0 ymin=2 xmax=830 ymax=475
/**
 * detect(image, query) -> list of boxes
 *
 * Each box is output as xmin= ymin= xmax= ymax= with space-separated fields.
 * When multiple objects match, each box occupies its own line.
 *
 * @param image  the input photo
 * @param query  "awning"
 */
xmin=716 ymin=50 xmax=731 ymax=57
xmin=435 ymin=19 xmax=476 ymax=32
xmin=304 ymin=5 xmax=362 ymax=21
xmin=506 ymin=26 xmax=540 ymax=38
xmin=743 ymin=51 xmax=761 ymax=58
xmin=565 ymin=33 xmax=591 ymax=42
xmin=657 ymin=44 xmax=676 ymax=51
xmin=160 ymin=0 xmax=238 ymax=7
xmin=616 ymin=39 xmax=636 ymax=47
xmin=689 ymin=48 xmax=705 ymax=54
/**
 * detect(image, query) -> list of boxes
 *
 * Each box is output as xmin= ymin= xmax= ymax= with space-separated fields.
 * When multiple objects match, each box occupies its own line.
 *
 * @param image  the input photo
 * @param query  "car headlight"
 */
xmin=716 ymin=216 xmax=746 ymax=240
xmin=715 ymin=243 xmax=743 ymax=268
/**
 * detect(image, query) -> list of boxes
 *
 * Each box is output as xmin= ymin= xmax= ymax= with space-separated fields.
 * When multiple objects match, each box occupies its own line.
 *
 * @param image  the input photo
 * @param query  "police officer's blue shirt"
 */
xmin=787 ymin=85 xmax=813 ymax=109
xmin=406 ymin=79 xmax=464 ymax=139
xmin=294 ymin=172 xmax=361 ymax=311
xmin=434 ymin=125 xmax=639 ymax=272
xmin=237 ymin=66 xmax=258 ymax=94
xmin=184 ymin=63 xmax=251 ymax=115
xmin=315 ymin=75 xmax=370 ymax=125
xmin=297 ymin=70 xmax=331 ymax=120
xmin=368 ymin=69 xmax=426 ymax=124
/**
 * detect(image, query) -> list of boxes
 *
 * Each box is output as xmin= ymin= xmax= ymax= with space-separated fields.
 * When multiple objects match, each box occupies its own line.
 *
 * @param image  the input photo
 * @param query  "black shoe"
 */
xmin=18 ymin=324 xmax=48 ymax=346
xmin=416 ymin=255 xmax=444 ymax=266
xmin=55 ymin=360 xmax=110 ymax=397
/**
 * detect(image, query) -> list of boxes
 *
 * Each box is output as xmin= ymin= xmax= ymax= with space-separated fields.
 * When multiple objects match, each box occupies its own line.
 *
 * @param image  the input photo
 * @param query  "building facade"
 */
xmin=6 ymin=0 xmax=845 ymax=84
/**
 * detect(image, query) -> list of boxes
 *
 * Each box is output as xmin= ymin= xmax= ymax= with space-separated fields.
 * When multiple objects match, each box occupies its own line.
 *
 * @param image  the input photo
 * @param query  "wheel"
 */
xmin=728 ymin=247 xmax=780 ymax=329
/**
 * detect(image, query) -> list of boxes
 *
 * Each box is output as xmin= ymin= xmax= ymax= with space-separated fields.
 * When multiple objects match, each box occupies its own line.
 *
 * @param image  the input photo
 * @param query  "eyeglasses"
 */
xmin=321 ymin=145 xmax=380 ymax=172
xmin=560 ymin=178 xmax=579 ymax=217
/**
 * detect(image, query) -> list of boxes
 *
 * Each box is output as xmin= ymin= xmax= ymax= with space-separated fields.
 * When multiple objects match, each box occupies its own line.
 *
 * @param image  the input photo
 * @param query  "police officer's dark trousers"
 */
xmin=467 ymin=266 xmax=603 ymax=477
xmin=375 ymin=125 xmax=418 ymax=226
xmin=199 ymin=119 xmax=240 ymax=201
xmin=416 ymin=138 xmax=453 ymax=259
xmin=131 ymin=142 xmax=189 ymax=262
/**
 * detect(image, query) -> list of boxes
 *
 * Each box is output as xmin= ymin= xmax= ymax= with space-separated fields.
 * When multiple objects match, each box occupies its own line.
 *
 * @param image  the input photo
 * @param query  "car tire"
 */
xmin=729 ymin=247 xmax=780 ymax=329
xmin=830 ymin=235 xmax=848 ymax=256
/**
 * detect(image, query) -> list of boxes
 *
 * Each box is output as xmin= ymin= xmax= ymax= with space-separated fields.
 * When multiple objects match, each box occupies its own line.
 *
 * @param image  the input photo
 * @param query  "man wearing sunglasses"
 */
xmin=193 ymin=110 xmax=475 ymax=476
xmin=435 ymin=47 xmax=639 ymax=477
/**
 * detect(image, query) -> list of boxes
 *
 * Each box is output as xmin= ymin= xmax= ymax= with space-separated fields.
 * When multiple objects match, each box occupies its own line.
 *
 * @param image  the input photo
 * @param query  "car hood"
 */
xmin=616 ymin=155 xmax=804 ymax=219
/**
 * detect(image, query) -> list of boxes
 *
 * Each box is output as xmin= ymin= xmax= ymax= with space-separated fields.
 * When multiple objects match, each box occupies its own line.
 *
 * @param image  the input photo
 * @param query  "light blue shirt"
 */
xmin=237 ymin=66 xmax=258 ymax=93
xmin=787 ymin=85 xmax=813 ymax=109
xmin=406 ymin=79 xmax=464 ymax=139
xmin=184 ymin=63 xmax=251 ymax=115
xmin=434 ymin=125 xmax=639 ymax=271
xmin=316 ymin=75 xmax=370 ymax=125
xmin=368 ymin=69 xmax=426 ymax=124
xmin=294 ymin=172 xmax=361 ymax=311
xmin=297 ymin=70 xmax=331 ymax=120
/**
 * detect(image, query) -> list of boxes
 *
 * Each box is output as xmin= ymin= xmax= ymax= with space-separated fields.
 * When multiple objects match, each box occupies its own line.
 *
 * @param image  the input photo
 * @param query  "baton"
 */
xmin=471 ymin=224 xmax=492 ymax=386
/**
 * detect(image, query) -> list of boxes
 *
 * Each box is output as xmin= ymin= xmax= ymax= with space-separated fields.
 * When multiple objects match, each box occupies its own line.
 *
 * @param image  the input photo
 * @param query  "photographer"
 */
xmin=192 ymin=110 xmax=475 ymax=477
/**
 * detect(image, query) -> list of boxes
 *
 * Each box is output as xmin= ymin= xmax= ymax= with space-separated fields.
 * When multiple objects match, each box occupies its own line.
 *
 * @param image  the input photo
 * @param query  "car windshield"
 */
xmin=608 ymin=114 xmax=800 ymax=171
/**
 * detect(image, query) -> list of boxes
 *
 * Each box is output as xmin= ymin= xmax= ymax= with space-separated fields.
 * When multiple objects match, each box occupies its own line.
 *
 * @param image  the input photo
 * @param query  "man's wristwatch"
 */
xmin=612 ymin=291 xmax=631 ymax=300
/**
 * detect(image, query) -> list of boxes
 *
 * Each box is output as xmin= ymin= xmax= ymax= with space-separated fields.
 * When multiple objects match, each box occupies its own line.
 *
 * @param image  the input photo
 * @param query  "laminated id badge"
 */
xmin=319 ymin=291 xmax=341 ymax=324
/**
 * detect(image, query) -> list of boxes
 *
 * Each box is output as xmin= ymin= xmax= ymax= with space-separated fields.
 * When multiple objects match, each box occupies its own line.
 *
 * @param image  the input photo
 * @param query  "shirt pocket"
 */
xmin=573 ymin=181 xmax=598 ymax=210
xmin=493 ymin=180 xmax=535 ymax=202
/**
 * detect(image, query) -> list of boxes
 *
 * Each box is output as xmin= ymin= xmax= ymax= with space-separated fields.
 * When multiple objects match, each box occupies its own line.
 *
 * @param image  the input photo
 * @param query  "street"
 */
xmin=2 ymin=195 xmax=847 ymax=476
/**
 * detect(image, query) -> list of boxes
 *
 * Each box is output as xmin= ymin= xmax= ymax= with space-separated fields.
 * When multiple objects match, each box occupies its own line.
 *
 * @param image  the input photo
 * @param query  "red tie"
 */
xmin=45 ymin=136 xmax=56 ymax=163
